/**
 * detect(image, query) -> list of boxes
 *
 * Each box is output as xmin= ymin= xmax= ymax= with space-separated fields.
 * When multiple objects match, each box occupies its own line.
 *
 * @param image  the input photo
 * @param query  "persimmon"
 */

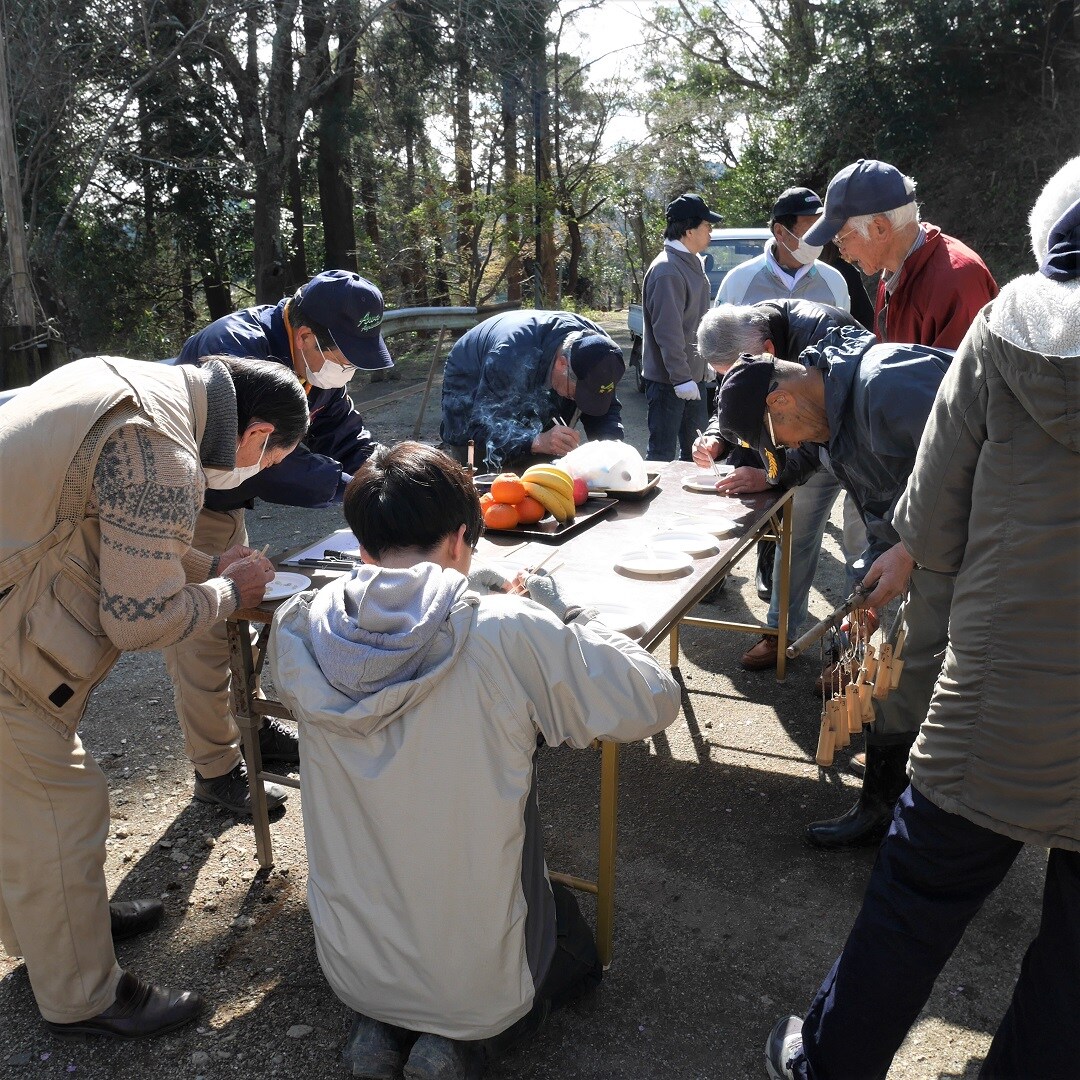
xmin=490 ymin=473 xmax=527 ymax=505
xmin=482 ymin=501 xmax=519 ymax=530
xmin=515 ymin=495 xmax=545 ymax=524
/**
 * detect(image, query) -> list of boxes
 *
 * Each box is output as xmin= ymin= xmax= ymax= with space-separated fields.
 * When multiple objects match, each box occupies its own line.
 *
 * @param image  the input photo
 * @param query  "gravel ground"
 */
xmin=0 ymin=314 xmax=1042 ymax=1079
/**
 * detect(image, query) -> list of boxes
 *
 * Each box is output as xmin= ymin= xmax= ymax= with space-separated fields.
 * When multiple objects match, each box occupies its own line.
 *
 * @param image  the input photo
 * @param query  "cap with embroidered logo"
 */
xmin=771 ymin=187 xmax=824 ymax=220
xmin=295 ymin=270 xmax=393 ymax=371
xmin=715 ymin=355 xmax=780 ymax=459
xmin=566 ymin=334 xmax=625 ymax=416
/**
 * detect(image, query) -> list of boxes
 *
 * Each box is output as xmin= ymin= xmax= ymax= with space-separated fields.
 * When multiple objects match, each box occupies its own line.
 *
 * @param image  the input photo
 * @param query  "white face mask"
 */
xmin=204 ymin=433 xmax=269 ymax=490
xmin=778 ymin=226 xmax=823 ymax=266
xmin=303 ymin=338 xmax=355 ymax=389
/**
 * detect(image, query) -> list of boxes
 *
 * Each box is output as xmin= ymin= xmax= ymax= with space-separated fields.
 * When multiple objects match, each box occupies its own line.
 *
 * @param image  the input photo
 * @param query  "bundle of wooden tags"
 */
xmin=815 ymin=626 xmax=907 ymax=767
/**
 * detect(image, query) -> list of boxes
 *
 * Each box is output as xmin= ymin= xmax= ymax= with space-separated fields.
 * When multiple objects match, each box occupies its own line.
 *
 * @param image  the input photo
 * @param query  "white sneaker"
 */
xmin=764 ymin=1015 xmax=803 ymax=1079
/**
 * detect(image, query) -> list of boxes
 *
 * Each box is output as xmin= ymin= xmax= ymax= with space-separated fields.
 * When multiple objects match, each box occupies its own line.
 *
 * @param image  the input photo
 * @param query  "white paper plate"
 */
xmin=263 ymin=572 xmax=312 ymax=601
xmin=649 ymin=530 xmax=721 ymax=557
xmin=587 ymin=602 xmax=647 ymax=637
xmin=672 ymin=515 xmax=741 ymax=537
xmin=614 ymin=549 xmax=694 ymax=578
xmin=682 ymin=469 xmax=733 ymax=493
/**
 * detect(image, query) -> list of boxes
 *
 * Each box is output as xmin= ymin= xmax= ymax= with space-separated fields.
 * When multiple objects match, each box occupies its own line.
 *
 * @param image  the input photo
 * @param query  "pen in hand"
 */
xmin=696 ymin=429 xmax=722 ymax=478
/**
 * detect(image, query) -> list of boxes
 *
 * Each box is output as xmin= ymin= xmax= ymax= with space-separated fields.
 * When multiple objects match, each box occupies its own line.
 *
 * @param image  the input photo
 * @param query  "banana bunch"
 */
xmin=521 ymin=464 xmax=576 ymax=522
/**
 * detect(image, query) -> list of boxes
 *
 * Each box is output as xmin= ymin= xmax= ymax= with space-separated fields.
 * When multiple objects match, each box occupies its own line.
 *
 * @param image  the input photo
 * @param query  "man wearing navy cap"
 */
xmin=805 ymin=159 xmax=997 ymax=349
xmin=716 ymin=187 xmax=850 ymax=310
xmin=441 ymin=309 xmax=625 ymax=471
xmin=642 ymin=193 xmax=721 ymax=461
xmin=715 ymin=330 xmax=955 ymax=850
xmin=165 ymin=270 xmax=391 ymax=815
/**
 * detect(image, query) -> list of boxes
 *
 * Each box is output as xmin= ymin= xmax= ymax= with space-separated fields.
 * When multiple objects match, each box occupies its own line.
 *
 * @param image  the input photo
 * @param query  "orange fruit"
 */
xmin=515 ymin=495 xmax=545 ymax=524
xmin=490 ymin=473 xmax=527 ymax=505
xmin=482 ymin=502 xmax=520 ymax=530
xmin=479 ymin=492 xmax=494 ymax=509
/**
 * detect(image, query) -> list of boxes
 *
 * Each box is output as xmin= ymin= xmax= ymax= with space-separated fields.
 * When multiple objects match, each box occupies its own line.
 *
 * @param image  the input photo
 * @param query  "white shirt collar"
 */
xmin=664 ymin=239 xmax=692 ymax=255
xmin=766 ymin=241 xmax=811 ymax=288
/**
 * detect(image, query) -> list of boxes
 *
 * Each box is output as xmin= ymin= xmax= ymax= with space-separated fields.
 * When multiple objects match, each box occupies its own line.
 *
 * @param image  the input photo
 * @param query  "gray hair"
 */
xmin=697 ymin=305 xmax=771 ymax=371
xmin=847 ymin=197 xmax=920 ymax=238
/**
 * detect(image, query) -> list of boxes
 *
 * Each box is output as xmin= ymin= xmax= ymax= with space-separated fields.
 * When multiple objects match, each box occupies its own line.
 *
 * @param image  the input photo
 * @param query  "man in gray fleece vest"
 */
xmin=642 ymin=192 xmax=721 ymax=460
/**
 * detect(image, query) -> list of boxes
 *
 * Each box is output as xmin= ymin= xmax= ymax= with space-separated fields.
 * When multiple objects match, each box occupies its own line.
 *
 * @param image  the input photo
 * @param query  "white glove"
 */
xmin=673 ymin=380 xmax=701 ymax=401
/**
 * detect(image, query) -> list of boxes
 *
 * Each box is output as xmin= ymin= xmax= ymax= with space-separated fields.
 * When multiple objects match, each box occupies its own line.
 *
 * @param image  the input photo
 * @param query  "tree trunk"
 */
xmin=314 ymin=4 xmax=358 ymax=271
xmin=502 ymin=72 xmax=523 ymax=303
xmin=288 ymin=149 xmax=307 ymax=284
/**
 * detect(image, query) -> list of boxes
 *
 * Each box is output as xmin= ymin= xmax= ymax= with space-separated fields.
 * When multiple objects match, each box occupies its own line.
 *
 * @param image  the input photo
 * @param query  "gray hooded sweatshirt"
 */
xmin=269 ymin=562 xmax=680 ymax=1038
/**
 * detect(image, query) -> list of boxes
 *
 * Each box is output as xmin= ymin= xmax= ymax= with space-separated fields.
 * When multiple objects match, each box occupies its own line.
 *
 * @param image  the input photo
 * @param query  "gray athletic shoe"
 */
xmin=193 ymin=761 xmax=287 ymax=815
xmin=404 ymin=1033 xmax=483 ymax=1080
xmin=765 ymin=1015 xmax=803 ymax=1080
xmin=342 ymin=1012 xmax=410 ymax=1079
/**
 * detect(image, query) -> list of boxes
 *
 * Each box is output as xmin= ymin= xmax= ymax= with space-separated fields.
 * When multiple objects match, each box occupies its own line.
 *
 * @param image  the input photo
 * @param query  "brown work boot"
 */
xmin=741 ymin=635 xmax=778 ymax=671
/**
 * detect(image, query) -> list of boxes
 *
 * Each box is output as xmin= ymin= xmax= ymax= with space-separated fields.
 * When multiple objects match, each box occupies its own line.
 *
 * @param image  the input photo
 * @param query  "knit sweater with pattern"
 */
xmin=87 ymin=422 xmax=236 ymax=652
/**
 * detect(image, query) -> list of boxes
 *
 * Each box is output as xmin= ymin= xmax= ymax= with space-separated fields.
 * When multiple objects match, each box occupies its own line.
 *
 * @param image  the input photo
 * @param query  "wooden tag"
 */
xmin=893 ymin=626 xmax=907 ymax=660
xmin=815 ymin=709 xmax=835 ymax=766
xmin=873 ymin=643 xmax=894 ymax=700
xmin=859 ymin=682 xmax=875 ymax=724
xmin=828 ymin=698 xmax=849 ymax=748
xmin=845 ymin=682 xmax=861 ymax=733
xmin=889 ymin=657 xmax=905 ymax=690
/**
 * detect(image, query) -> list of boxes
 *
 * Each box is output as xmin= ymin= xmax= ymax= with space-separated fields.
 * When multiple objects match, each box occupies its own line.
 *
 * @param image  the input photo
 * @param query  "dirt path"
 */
xmin=1 ymin=316 xmax=1040 ymax=1079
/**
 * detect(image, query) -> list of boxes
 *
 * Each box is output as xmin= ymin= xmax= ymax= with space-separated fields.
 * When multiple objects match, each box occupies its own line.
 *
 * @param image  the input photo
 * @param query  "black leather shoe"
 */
xmin=45 ymin=971 xmax=204 ymax=1039
xmin=806 ymin=737 xmax=915 ymax=849
xmin=258 ymin=718 xmax=300 ymax=764
xmin=194 ymin=761 xmax=288 ymax=816
xmin=110 ymin=899 xmax=164 ymax=942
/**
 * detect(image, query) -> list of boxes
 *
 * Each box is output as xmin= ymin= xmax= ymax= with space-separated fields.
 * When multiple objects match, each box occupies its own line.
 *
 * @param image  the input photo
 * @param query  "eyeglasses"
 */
xmin=835 ymin=225 xmax=859 ymax=247
xmin=764 ymin=407 xmax=779 ymax=448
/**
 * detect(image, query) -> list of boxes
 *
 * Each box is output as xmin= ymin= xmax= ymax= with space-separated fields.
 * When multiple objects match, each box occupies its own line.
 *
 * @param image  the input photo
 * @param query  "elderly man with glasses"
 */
xmin=806 ymin=159 xmax=997 ymax=349
xmin=713 ymin=329 xmax=955 ymax=849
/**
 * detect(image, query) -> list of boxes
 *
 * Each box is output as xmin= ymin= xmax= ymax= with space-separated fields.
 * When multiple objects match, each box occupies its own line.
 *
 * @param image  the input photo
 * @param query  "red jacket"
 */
xmin=875 ymin=224 xmax=998 ymax=349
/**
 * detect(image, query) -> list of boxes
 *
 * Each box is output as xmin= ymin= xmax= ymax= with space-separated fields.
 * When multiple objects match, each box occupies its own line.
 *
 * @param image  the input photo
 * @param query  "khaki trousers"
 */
xmin=162 ymin=507 xmax=248 ymax=779
xmin=0 ymin=683 xmax=122 ymax=1022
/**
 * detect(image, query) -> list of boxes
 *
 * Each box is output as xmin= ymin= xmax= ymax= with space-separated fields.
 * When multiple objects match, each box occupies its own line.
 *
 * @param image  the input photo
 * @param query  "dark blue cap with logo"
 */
xmin=771 ymin=186 xmax=824 ymax=220
xmin=297 ymin=270 xmax=393 ymax=370
xmin=567 ymin=333 xmax=625 ymax=416
xmin=715 ymin=355 xmax=779 ymax=457
xmin=804 ymin=160 xmax=917 ymax=246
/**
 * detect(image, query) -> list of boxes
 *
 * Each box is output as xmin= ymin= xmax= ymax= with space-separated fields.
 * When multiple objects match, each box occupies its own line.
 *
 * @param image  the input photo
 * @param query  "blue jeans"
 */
xmin=793 ymin=786 xmax=1080 ymax=1080
xmin=766 ymin=470 xmax=865 ymax=636
xmin=644 ymin=379 xmax=708 ymax=462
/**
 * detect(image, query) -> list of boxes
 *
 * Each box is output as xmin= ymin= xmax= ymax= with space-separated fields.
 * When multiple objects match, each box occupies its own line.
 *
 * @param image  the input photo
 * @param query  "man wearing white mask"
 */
xmin=166 ymin=271 xmax=391 ymax=814
xmin=715 ymin=187 xmax=850 ymax=309
xmin=0 ymin=354 xmax=307 ymax=1038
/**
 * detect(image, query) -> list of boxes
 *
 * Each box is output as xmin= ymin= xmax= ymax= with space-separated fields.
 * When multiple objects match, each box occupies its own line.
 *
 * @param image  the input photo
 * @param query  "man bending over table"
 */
xmin=713 ymin=330 xmax=955 ymax=849
xmin=269 ymin=442 xmax=680 ymax=1080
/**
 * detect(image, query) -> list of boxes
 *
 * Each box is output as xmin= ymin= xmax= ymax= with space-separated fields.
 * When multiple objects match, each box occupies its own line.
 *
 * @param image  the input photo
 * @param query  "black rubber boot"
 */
xmin=805 ymin=735 xmax=916 ymax=849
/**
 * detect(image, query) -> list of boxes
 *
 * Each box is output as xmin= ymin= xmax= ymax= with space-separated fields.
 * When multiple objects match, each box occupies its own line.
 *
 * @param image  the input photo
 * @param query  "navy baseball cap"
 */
xmin=296 ymin=270 xmax=393 ymax=371
xmin=567 ymin=334 xmax=625 ymax=416
xmin=804 ymin=160 xmax=917 ymax=246
xmin=715 ymin=355 xmax=779 ymax=458
xmin=771 ymin=186 xmax=824 ymax=220
xmin=666 ymin=193 xmax=723 ymax=224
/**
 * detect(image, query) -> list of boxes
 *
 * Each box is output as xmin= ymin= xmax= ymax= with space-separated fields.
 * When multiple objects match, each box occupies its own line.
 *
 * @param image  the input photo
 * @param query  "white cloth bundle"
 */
xmin=556 ymin=440 xmax=648 ymax=491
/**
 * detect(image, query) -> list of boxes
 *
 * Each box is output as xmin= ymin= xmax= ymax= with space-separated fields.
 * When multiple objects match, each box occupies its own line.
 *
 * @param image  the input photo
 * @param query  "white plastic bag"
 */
xmin=556 ymin=441 xmax=648 ymax=491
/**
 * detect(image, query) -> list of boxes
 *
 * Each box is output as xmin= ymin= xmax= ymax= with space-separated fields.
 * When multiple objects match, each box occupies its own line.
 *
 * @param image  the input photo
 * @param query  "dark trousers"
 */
xmin=480 ymin=881 xmax=602 ymax=1060
xmin=644 ymin=379 xmax=708 ymax=462
xmin=797 ymin=786 xmax=1080 ymax=1080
